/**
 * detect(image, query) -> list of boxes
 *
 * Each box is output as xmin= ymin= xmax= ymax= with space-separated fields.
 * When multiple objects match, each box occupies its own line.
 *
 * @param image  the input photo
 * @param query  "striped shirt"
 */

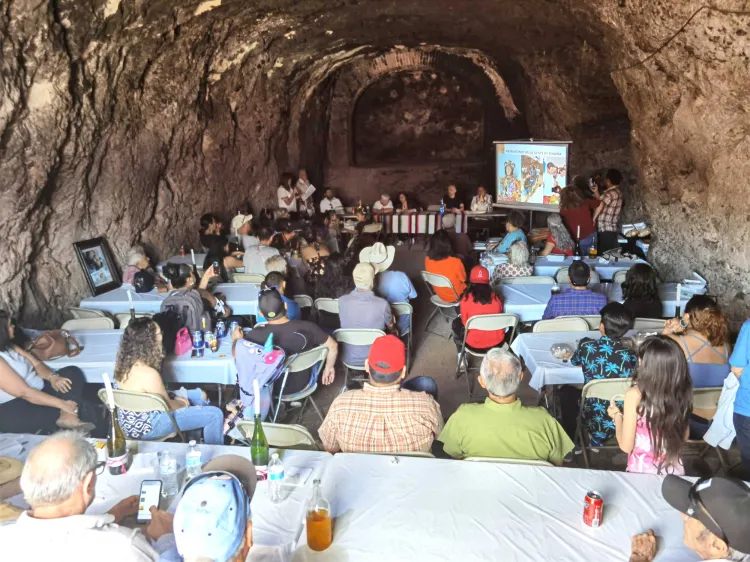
xmin=318 ymin=383 xmax=444 ymax=453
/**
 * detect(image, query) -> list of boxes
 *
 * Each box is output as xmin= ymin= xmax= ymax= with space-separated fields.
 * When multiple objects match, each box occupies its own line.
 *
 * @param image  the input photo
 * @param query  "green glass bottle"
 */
xmin=250 ymin=413 xmax=269 ymax=471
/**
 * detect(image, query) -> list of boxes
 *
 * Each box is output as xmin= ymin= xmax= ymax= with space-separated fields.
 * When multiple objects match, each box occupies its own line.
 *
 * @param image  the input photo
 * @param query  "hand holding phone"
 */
xmin=137 ymin=480 xmax=163 ymax=523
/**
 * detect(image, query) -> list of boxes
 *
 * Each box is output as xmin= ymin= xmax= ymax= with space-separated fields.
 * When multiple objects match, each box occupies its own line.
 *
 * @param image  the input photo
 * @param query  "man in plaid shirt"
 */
xmin=318 ymin=335 xmax=443 ymax=453
xmin=542 ymin=261 xmax=607 ymax=319
xmin=593 ymin=168 xmax=623 ymax=252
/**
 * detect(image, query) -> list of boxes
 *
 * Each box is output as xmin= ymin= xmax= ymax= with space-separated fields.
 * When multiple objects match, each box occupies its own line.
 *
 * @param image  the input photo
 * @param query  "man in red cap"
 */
xmin=318 ymin=335 xmax=443 ymax=454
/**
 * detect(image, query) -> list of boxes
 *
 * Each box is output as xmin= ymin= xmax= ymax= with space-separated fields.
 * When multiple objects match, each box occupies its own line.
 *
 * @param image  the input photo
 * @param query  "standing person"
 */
xmin=607 ymin=335 xmax=692 ymax=475
xmin=621 ymin=263 xmax=663 ymax=320
xmin=319 ymin=187 xmax=344 ymax=214
xmin=373 ymin=193 xmax=394 ymax=214
xmin=559 ymin=185 xmax=600 ymax=256
xmin=276 ymin=173 xmax=297 ymax=213
xmin=424 ymin=230 xmax=467 ymax=303
xmin=728 ymin=317 xmax=750 ymax=478
xmin=295 ymin=168 xmax=316 ymax=216
xmin=538 ymin=213 xmax=574 ymax=257
xmin=492 ymin=210 xmax=527 ymax=254
xmin=242 ymin=227 xmax=280 ymax=275
xmin=593 ymin=168 xmax=623 ymax=253
xmin=470 ymin=186 xmax=493 ymax=213
xmin=443 ymin=184 xmax=464 ymax=212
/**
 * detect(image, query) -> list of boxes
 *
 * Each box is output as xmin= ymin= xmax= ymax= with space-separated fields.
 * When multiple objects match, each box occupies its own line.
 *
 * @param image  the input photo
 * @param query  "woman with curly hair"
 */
xmin=113 ymin=317 xmax=224 ymax=444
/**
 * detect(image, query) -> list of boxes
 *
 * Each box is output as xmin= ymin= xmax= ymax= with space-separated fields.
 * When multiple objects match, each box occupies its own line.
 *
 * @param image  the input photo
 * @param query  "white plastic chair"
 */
xmin=62 ymin=317 xmax=115 ymax=330
xmin=293 ymin=294 xmax=314 ymax=309
xmin=314 ymin=298 xmax=340 ymax=315
xmin=555 ymin=267 xmax=601 ymax=284
xmin=236 ymin=421 xmax=318 ymax=449
xmin=613 ymin=270 xmax=628 ymax=285
xmin=559 ymin=315 xmax=601 ymax=330
xmin=501 ymin=276 xmax=556 ymax=285
xmin=391 ymin=302 xmax=413 ymax=373
xmin=464 ymin=457 xmax=553 ymax=467
xmin=633 ymin=318 xmax=666 ymax=331
xmin=69 ymin=307 xmax=109 ymax=319
xmin=532 ymin=317 xmax=590 ymax=333
xmin=233 ymin=273 xmax=266 ymax=283
xmin=421 ymin=271 xmax=460 ymax=336
xmin=457 ymin=313 xmax=520 ymax=398
xmin=333 ymin=329 xmax=385 ymax=390
xmin=97 ymin=388 xmax=184 ymax=442
xmin=577 ymin=378 xmax=633 ymax=468
xmin=272 ymin=346 xmax=328 ymax=424
xmin=115 ymin=312 xmax=153 ymax=330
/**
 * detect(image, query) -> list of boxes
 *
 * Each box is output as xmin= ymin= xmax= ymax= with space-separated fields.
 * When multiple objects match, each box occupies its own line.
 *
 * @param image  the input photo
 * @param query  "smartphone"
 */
xmin=212 ymin=260 xmax=221 ymax=275
xmin=137 ymin=480 xmax=162 ymax=523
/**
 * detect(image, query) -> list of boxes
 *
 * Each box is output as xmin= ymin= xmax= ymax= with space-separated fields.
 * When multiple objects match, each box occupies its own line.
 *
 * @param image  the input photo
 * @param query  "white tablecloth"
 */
xmin=292 ymin=453 xmax=698 ymax=561
xmin=2 ymin=435 xmax=330 ymax=549
xmin=44 ymin=330 xmax=237 ymax=385
xmin=499 ymin=282 xmax=689 ymax=323
xmin=156 ymin=254 xmax=207 ymax=272
xmin=533 ymin=256 xmax=647 ymax=280
xmin=510 ymin=330 xmax=596 ymax=390
xmin=79 ymin=283 xmax=260 ymax=316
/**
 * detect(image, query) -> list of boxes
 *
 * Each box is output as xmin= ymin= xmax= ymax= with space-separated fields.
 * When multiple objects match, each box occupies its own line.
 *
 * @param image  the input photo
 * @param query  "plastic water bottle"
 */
xmin=439 ymin=199 xmax=445 ymax=216
xmin=268 ymin=453 xmax=285 ymax=503
xmin=159 ymin=451 xmax=179 ymax=498
xmin=185 ymin=440 xmax=202 ymax=482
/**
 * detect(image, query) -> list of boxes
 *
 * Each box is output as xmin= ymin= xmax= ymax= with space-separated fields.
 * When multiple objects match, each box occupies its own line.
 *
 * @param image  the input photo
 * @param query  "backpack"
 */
xmin=160 ymin=289 xmax=210 ymax=332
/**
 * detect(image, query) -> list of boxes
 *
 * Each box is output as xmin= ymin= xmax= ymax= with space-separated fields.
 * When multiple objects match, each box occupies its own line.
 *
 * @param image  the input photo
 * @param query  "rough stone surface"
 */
xmin=2 ymin=0 xmax=749 ymax=327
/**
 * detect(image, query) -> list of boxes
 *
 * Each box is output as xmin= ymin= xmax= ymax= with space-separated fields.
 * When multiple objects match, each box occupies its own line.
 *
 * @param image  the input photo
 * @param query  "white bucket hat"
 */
xmin=359 ymin=242 xmax=395 ymax=273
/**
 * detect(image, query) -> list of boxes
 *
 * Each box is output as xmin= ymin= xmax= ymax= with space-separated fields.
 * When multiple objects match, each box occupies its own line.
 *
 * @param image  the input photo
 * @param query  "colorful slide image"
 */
xmin=495 ymin=142 xmax=569 ymax=209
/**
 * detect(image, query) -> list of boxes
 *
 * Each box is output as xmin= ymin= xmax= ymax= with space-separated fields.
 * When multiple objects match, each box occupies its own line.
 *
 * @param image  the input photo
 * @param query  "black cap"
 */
xmin=133 ymin=270 xmax=155 ymax=293
xmin=258 ymin=288 xmax=286 ymax=320
xmin=662 ymin=475 xmax=750 ymax=554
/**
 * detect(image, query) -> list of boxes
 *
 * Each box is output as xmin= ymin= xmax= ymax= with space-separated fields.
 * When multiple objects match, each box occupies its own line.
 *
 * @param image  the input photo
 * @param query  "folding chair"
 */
xmin=555 ymin=267 xmax=600 ymax=284
xmin=236 ymin=421 xmax=318 ymax=450
xmin=420 ymin=271 xmax=460 ymax=336
xmin=532 ymin=317 xmax=590 ymax=333
xmin=688 ymin=386 xmax=728 ymax=474
xmin=464 ymin=456 xmax=553 ymax=467
xmin=333 ymin=329 xmax=385 ymax=390
xmin=97 ymin=388 xmax=185 ymax=442
xmin=69 ymin=307 xmax=109 ymax=320
xmin=633 ymin=318 xmax=666 ymax=331
xmin=233 ymin=273 xmax=266 ymax=283
xmin=115 ymin=312 xmax=153 ymax=330
xmin=576 ymin=378 xmax=633 ymax=468
xmin=271 ymin=346 xmax=328 ymax=424
xmin=62 ymin=317 xmax=115 ymax=330
xmin=314 ymin=298 xmax=339 ymax=315
xmin=457 ymin=313 xmax=519 ymax=398
xmin=571 ymin=315 xmax=602 ymax=330
xmin=612 ymin=270 xmax=628 ymax=285
xmin=500 ymin=276 xmax=556 ymax=285
xmin=293 ymin=294 xmax=314 ymax=321
xmin=391 ymin=302 xmax=413 ymax=373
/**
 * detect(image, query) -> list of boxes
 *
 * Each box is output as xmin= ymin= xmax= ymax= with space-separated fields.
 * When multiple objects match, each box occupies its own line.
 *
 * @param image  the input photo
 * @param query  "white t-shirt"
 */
xmin=277 ymin=186 xmax=297 ymax=212
xmin=240 ymin=235 xmax=259 ymax=250
xmin=471 ymin=194 xmax=493 ymax=213
xmin=320 ymin=197 xmax=344 ymax=213
xmin=373 ymin=200 xmax=394 ymax=211
xmin=243 ymin=245 xmax=281 ymax=274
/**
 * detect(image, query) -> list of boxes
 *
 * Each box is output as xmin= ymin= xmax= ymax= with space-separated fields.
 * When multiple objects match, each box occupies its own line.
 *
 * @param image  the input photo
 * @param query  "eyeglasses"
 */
xmin=94 ymin=461 xmax=106 ymax=476
xmin=688 ymin=477 xmax=727 ymax=544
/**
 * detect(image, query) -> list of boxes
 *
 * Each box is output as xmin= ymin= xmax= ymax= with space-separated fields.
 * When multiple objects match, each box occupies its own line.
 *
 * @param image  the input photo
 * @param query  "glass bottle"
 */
xmin=106 ymin=407 xmax=129 ymax=475
xmin=306 ymin=479 xmax=332 ymax=551
xmin=250 ymin=413 xmax=269 ymax=472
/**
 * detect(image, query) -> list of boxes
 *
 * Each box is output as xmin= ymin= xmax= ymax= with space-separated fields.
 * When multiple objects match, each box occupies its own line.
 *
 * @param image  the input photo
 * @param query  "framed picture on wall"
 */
xmin=73 ymin=237 xmax=121 ymax=296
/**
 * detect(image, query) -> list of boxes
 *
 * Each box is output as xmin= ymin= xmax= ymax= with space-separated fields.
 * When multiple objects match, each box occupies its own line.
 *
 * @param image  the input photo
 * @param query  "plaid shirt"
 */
xmin=596 ymin=188 xmax=622 ymax=232
xmin=542 ymin=288 xmax=608 ymax=319
xmin=318 ymin=383 xmax=443 ymax=453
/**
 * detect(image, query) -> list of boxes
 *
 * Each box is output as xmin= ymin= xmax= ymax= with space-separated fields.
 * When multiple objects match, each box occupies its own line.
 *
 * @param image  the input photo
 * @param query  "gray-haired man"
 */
xmin=438 ymin=349 xmax=573 ymax=465
xmin=0 ymin=431 xmax=174 ymax=561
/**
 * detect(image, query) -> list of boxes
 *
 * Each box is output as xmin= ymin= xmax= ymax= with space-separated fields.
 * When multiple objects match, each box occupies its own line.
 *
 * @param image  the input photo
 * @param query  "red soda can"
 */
xmin=583 ymin=491 xmax=603 ymax=527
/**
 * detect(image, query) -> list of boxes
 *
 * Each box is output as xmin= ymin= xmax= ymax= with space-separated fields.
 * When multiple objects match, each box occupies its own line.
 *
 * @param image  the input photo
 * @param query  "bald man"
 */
xmin=0 ymin=431 xmax=173 ymax=561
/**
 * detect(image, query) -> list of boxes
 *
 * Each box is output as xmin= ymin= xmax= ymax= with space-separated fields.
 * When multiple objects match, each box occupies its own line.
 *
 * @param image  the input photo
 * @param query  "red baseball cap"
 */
xmin=470 ymin=265 xmax=490 ymax=284
xmin=367 ymin=335 xmax=406 ymax=376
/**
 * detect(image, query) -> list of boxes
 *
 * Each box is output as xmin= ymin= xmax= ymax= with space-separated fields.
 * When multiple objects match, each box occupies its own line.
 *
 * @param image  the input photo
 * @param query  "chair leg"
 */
xmin=423 ymin=308 xmax=439 ymax=335
xmin=342 ymin=367 xmax=350 ymax=393
xmin=716 ymin=447 xmax=729 ymax=474
xmin=579 ymin=421 xmax=590 ymax=469
xmin=309 ymin=397 xmax=325 ymax=423
xmin=294 ymin=397 xmax=310 ymax=424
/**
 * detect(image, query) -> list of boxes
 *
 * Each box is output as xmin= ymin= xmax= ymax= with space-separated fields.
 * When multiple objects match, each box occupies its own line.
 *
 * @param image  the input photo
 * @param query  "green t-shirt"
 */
xmin=439 ymin=398 xmax=574 ymax=465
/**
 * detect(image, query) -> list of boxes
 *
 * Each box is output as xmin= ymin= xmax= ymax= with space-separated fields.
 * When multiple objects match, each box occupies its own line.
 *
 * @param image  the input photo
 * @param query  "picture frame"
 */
xmin=73 ymin=237 xmax=122 ymax=296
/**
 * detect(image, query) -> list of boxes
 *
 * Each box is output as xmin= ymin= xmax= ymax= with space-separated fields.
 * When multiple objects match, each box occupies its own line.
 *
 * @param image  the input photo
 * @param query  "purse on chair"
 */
xmin=25 ymin=330 xmax=82 ymax=361
xmin=174 ymin=327 xmax=192 ymax=356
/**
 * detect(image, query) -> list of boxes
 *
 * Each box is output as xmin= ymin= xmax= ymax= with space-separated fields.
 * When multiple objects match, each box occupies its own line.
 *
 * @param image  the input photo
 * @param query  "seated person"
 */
xmin=242 ymin=227 xmax=281 ymax=274
xmin=320 ymin=186 xmax=344 ymax=214
xmin=424 ymin=230 xmax=467 ymax=303
xmin=338 ymin=263 xmax=395 ymax=368
xmin=470 ymin=185 xmax=493 ymax=213
xmin=122 ymin=245 xmax=167 ymax=292
xmin=373 ymin=193 xmax=394 ymax=214
xmin=319 ymin=335 xmax=442 ymax=453
xmin=538 ymin=213 xmax=574 ymax=257
xmin=255 ymin=271 xmax=301 ymax=323
xmin=271 ymin=218 xmax=300 ymax=253
xmin=202 ymin=237 xmax=243 ymax=284
xmin=363 ymin=243 xmax=417 ymax=335
xmin=559 ymin=302 xmax=637 ymax=444
xmin=621 ymin=263 xmax=663 ymax=319
xmin=396 ymin=191 xmax=417 ymax=213
xmin=443 ymin=183 xmax=464 ymax=212
xmin=0 ymin=311 xmax=97 ymax=434
xmin=113 ymin=318 xmax=225 ymax=444
xmin=440 ymin=213 xmax=473 ymax=263
xmin=491 ymin=241 xmax=533 ymax=287
xmin=452 ymin=266 xmax=505 ymax=372
xmin=324 ymin=210 xmax=342 ymax=253
xmin=628 ymin=475 xmax=750 ymax=562
xmin=542 ymin=260 xmax=607 ymax=319
xmin=162 ymin=263 xmax=230 ymax=320
xmin=493 ymin=210 xmax=527 ymax=254
xmin=663 ymin=294 xmax=731 ymax=388
xmin=237 ymin=289 xmax=338 ymax=394
xmin=313 ymin=253 xmax=355 ymax=332
xmin=439 ymin=349 xmax=574 ymax=464
xmin=0 ymin=431 xmax=173 ymax=559
xmin=264 ymin=254 xmax=288 ymax=275
xmin=199 ymin=213 xmax=223 ymax=251
xmin=230 ymin=213 xmax=258 ymax=250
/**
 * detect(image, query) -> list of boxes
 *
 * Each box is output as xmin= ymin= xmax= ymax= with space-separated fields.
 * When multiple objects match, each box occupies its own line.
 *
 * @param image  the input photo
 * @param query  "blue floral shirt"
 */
xmin=571 ymin=335 xmax=637 ymax=446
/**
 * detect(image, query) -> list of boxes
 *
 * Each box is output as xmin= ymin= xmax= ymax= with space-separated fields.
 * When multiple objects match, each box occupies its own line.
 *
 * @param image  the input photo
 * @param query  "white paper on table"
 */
xmin=283 ymin=466 xmax=312 ymax=488
xmin=545 ymin=255 xmax=565 ymax=262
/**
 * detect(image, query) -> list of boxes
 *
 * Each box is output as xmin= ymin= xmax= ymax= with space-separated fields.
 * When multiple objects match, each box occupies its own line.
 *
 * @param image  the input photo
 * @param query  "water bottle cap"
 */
xmin=189 ymin=440 xmax=197 ymax=446
xmin=271 ymin=453 xmax=279 ymax=459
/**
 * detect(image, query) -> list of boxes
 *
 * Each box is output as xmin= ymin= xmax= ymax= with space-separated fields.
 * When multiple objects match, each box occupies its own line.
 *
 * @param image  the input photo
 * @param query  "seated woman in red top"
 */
xmin=539 ymin=214 xmax=574 ymax=257
xmin=559 ymin=185 xmax=601 ymax=256
xmin=451 ymin=265 xmax=505 ymax=372
xmin=424 ymin=230 xmax=467 ymax=303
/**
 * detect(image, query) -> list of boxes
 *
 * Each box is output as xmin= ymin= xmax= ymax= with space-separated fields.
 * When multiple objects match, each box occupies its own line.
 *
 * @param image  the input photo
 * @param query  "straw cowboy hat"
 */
xmin=359 ymin=242 xmax=395 ymax=273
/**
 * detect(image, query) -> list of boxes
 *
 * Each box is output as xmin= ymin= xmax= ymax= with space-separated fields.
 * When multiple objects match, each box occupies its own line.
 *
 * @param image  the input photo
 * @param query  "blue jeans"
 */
xmin=734 ymin=412 xmax=750 ymax=476
xmin=142 ymin=389 xmax=224 ymax=445
xmin=579 ymin=232 xmax=597 ymax=256
xmin=402 ymin=376 xmax=439 ymax=402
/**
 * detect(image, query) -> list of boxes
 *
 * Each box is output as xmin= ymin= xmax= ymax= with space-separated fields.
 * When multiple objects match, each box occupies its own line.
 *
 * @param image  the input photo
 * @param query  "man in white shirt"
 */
xmin=373 ymin=193 xmax=394 ymax=214
xmin=231 ymin=214 xmax=259 ymax=250
xmin=243 ymin=227 xmax=280 ymax=274
xmin=470 ymin=185 xmax=493 ymax=213
xmin=320 ymin=187 xmax=344 ymax=214
xmin=295 ymin=168 xmax=316 ymax=216
xmin=0 ymin=431 xmax=173 ymax=561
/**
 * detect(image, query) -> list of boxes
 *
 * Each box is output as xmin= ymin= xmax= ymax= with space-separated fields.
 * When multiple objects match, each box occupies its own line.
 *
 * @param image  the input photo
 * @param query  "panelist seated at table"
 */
xmin=319 ymin=186 xmax=344 ymax=214
xmin=122 ymin=245 xmax=167 ymax=292
xmin=538 ymin=213 xmax=574 ymax=257
xmin=243 ymin=227 xmax=281 ymax=275
xmin=621 ymin=263 xmax=663 ymax=320
xmin=470 ymin=185 xmax=493 ymax=213
xmin=438 ymin=349 xmax=574 ymax=465
xmin=396 ymin=191 xmax=418 ymax=213
xmin=0 ymin=431 xmax=174 ymax=560
xmin=424 ymin=230 xmax=467 ymax=303
xmin=372 ymin=193 xmax=394 ymax=214
xmin=113 ymin=318 xmax=225 ymax=445
xmin=542 ymin=261 xmax=607 ymax=319
xmin=319 ymin=335 xmax=443 ymax=454
xmin=492 ymin=210 xmax=527 ymax=254
xmin=442 ymin=183 xmax=464 ymax=212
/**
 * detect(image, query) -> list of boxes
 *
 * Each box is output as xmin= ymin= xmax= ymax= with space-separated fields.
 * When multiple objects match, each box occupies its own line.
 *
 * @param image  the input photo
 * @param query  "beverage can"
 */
xmin=191 ymin=330 xmax=203 ymax=349
xmin=583 ymin=491 xmax=603 ymax=527
xmin=204 ymin=330 xmax=214 ymax=349
xmin=229 ymin=321 xmax=239 ymax=336
xmin=216 ymin=320 xmax=226 ymax=339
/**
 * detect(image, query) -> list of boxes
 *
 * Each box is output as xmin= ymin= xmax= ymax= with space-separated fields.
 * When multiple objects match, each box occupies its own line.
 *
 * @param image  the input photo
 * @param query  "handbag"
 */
xmin=25 ymin=330 xmax=82 ymax=361
xmin=174 ymin=327 xmax=192 ymax=356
